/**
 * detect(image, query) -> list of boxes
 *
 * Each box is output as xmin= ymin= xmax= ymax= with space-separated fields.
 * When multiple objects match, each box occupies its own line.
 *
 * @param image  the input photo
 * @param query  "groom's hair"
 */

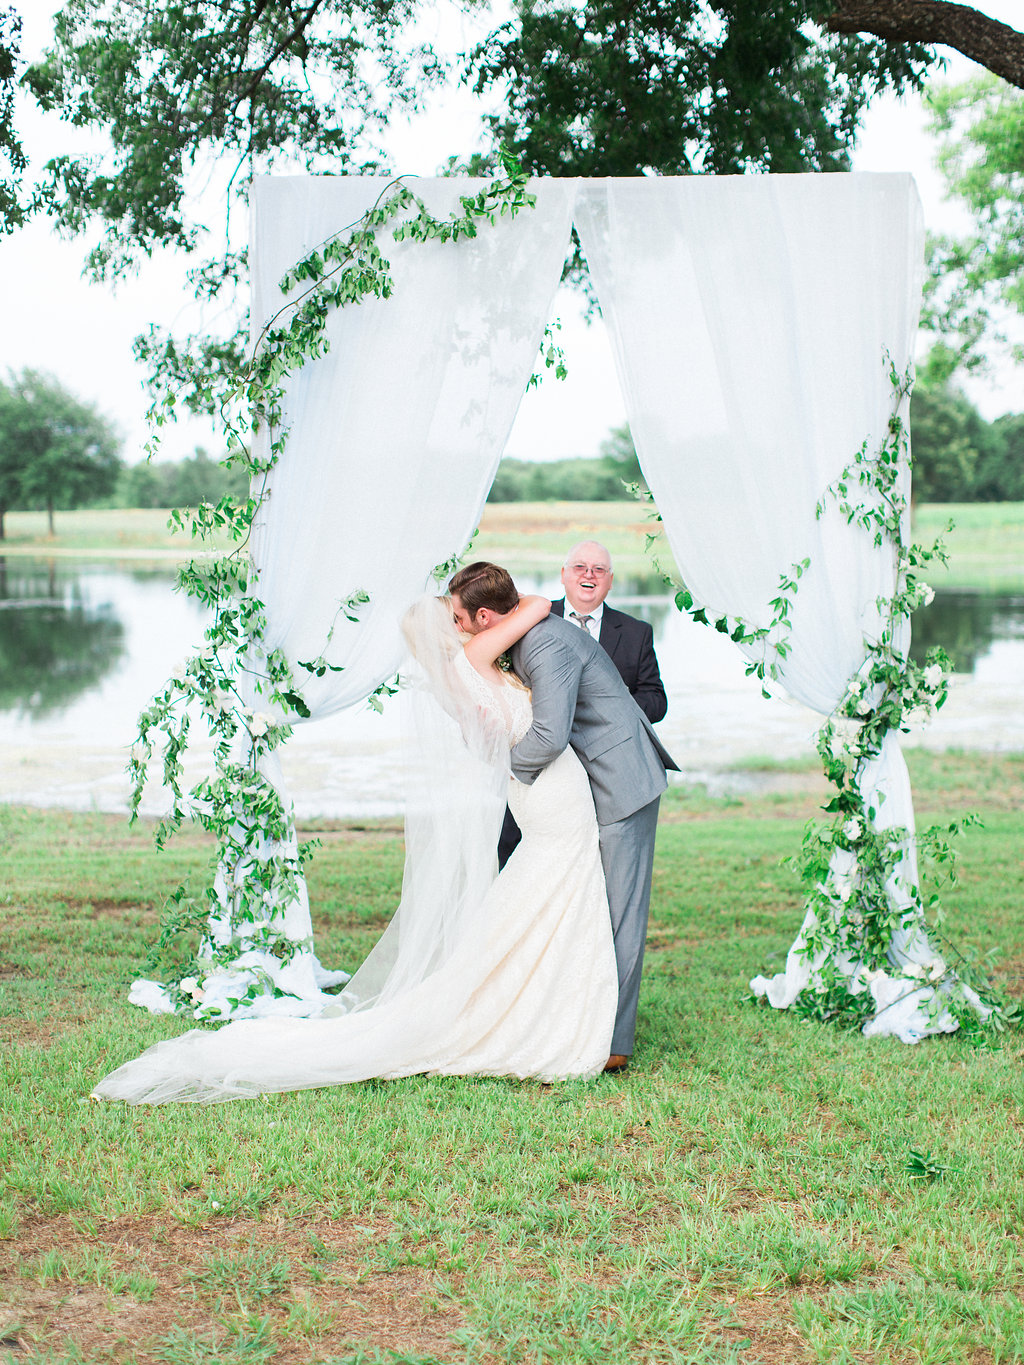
xmin=448 ymin=562 xmax=519 ymax=619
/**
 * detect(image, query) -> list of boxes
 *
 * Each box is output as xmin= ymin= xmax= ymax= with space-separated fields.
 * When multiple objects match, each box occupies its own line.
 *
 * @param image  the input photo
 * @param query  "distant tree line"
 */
xmin=488 ymin=424 xmax=644 ymax=502
xmin=491 ymin=395 xmax=1024 ymax=505
xmin=2 ymin=370 xmax=1022 ymax=533
xmin=113 ymin=450 xmax=249 ymax=509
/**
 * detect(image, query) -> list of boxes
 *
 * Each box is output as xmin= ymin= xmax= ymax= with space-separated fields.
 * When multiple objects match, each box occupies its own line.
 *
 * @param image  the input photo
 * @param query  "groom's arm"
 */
xmin=510 ymin=626 xmax=580 ymax=785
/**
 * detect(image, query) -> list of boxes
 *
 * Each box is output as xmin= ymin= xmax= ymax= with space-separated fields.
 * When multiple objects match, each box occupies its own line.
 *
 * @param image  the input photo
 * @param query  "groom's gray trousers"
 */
xmin=509 ymin=616 xmax=678 ymax=1055
xmin=598 ymin=794 xmax=662 ymax=1055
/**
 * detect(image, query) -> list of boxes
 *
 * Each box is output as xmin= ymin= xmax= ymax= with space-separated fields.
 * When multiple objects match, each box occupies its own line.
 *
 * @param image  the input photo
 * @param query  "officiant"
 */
xmin=497 ymin=539 xmax=668 ymax=869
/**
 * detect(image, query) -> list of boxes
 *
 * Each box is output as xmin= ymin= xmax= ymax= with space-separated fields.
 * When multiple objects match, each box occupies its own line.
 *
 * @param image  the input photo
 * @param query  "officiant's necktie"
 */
xmin=570 ymin=612 xmax=594 ymax=638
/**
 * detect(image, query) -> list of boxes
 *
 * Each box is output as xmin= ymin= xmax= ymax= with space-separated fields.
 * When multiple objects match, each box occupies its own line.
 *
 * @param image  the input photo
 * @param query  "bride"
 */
xmin=93 ymin=591 xmax=618 ymax=1103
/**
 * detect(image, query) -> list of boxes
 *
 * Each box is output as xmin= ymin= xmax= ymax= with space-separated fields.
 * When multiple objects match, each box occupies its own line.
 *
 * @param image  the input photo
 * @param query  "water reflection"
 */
xmin=0 ymin=558 xmax=126 ymax=717
xmin=911 ymin=590 xmax=1024 ymax=674
xmin=0 ymin=559 xmax=1021 ymax=816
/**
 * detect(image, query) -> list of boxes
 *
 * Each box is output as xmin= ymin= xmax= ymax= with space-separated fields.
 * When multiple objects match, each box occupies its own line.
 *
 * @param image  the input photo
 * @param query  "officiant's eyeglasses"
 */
xmin=567 ymin=563 xmax=610 ymax=578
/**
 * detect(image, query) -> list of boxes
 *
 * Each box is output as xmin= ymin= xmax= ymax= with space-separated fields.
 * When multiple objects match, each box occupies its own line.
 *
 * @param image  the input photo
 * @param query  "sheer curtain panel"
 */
xmin=575 ymin=176 xmax=951 ymax=1041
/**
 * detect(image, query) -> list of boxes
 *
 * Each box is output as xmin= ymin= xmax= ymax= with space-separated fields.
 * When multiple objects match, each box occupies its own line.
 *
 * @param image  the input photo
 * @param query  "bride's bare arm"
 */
xmin=464 ymin=595 xmax=551 ymax=671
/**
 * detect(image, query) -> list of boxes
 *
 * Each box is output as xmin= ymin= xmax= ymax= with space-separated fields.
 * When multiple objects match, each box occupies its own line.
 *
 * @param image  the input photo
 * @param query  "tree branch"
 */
xmin=825 ymin=0 xmax=1024 ymax=89
xmin=235 ymin=0 xmax=328 ymax=112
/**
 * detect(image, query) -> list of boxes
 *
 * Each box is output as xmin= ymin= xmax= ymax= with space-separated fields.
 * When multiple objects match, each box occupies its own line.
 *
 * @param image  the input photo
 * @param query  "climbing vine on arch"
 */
xmin=128 ymin=163 xmax=542 ymax=1016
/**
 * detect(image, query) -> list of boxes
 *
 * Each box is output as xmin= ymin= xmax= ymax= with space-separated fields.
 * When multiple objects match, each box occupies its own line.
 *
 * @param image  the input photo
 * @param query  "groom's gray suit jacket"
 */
xmin=509 ymin=615 xmax=678 ymax=824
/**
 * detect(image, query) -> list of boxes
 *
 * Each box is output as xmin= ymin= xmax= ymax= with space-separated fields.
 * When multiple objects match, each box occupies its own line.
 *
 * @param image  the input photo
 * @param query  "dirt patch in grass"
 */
xmin=991 ymin=956 xmax=1024 ymax=997
xmin=0 ymin=1018 xmax=63 ymax=1048
xmin=709 ymin=1292 xmax=818 ymax=1363
xmin=646 ymin=929 xmax=682 ymax=954
xmin=0 ymin=1209 xmax=476 ymax=1364
xmin=298 ymin=822 xmax=405 ymax=842
xmin=36 ymin=897 xmax=161 ymax=923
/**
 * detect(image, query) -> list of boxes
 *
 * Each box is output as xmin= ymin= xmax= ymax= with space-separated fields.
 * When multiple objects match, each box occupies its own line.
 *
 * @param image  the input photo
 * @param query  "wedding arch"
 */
xmin=129 ymin=170 xmax=1003 ymax=1043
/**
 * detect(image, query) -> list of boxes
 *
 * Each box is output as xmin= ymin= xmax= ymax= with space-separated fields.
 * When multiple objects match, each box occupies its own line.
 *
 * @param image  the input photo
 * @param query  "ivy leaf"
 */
xmin=282 ymin=691 xmax=311 ymax=719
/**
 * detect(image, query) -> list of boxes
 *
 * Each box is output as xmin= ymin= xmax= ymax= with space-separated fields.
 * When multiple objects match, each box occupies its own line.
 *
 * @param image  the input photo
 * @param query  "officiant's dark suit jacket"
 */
xmin=550 ymin=599 xmax=667 ymax=725
xmin=498 ymin=599 xmax=668 ymax=866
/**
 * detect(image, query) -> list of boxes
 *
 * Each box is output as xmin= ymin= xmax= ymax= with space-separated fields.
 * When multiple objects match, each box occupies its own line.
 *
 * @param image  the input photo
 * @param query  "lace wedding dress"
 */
xmin=93 ymin=643 xmax=617 ymax=1104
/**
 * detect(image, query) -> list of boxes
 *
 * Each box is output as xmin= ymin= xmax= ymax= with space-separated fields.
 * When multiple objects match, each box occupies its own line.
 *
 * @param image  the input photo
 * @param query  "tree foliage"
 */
xmin=18 ymin=0 xmax=939 ymax=272
xmin=599 ymin=422 xmax=643 ymax=487
xmin=488 ymin=453 xmax=627 ymax=501
xmin=0 ymin=370 xmax=122 ymax=536
xmin=909 ymin=377 xmax=1021 ymax=503
xmin=0 ymin=3 xmax=24 ymax=231
xmin=924 ymin=74 xmax=1024 ymax=378
xmin=115 ymin=448 xmax=250 ymax=509
xmin=23 ymin=0 xmax=440 ymax=280
xmin=468 ymin=0 xmax=933 ymax=178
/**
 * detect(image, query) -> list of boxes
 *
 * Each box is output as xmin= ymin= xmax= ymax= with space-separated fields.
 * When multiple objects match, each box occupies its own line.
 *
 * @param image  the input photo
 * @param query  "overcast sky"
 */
xmin=1 ymin=2 xmax=1020 ymax=466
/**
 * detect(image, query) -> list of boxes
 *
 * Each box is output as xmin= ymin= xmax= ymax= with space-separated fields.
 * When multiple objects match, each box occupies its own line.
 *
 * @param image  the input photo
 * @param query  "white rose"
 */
xmin=847 ymin=910 xmax=864 ymax=925
xmin=834 ymin=881 xmax=854 ymax=904
xmin=856 ymin=697 xmax=873 ymax=716
xmin=902 ymin=962 xmax=926 ymax=980
xmin=248 ymin=712 xmax=274 ymax=738
xmin=927 ymin=958 xmax=946 ymax=982
xmin=843 ymin=818 xmax=862 ymax=842
xmin=864 ymin=968 xmax=889 ymax=985
xmin=129 ymin=742 xmax=148 ymax=764
xmin=923 ymin=663 xmax=944 ymax=690
xmin=179 ymin=976 xmax=204 ymax=1001
xmin=847 ymin=679 xmax=863 ymax=696
xmin=921 ymin=583 xmax=935 ymax=605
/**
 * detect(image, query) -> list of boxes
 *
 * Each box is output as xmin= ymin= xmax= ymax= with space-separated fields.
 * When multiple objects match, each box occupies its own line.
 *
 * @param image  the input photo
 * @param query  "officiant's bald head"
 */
xmin=562 ymin=540 xmax=613 ymax=615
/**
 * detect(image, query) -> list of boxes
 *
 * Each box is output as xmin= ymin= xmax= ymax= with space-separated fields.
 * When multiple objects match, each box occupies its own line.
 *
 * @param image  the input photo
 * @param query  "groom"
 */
xmin=449 ymin=561 xmax=678 ymax=1072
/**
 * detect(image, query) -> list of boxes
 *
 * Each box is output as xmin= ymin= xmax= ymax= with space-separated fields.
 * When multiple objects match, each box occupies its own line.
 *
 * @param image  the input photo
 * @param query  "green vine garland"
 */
xmin=129 ymin=163 xmax=540 ymax=1018
xmin=645 ymin=357 xmax=1015 ymax=1042
xmin=789 ymin=359 xmax=1013 ymax=1040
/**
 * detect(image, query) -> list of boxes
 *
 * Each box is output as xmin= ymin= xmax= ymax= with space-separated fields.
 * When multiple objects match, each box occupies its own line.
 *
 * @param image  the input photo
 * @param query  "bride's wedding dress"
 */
xmin=94 ymin=643 xmax=617 ymax=1104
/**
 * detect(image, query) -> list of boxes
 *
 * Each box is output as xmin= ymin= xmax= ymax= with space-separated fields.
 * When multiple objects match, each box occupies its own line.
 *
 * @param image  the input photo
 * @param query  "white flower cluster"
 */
xmin=912 ymin=581 xmax=936 ymax=608
xmin=902 ymin=957 xmax=947 ymax=983
xmin=246 ymin=710 xmax=276 ymax=739
xmin=844 ymin=677 xmax=874 ymax=717
xmin=178 ymin=975 xmax=205 ymax=1003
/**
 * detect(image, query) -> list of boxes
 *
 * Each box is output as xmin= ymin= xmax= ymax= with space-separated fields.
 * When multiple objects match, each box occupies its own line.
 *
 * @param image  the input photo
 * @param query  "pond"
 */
xmin=1 ymin=557 xmax=1021 ymax=817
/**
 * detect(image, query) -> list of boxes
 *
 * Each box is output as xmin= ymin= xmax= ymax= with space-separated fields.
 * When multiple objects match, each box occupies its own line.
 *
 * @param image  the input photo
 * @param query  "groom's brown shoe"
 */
xmin=603 ymin=1054 xmax=629 ymax=1074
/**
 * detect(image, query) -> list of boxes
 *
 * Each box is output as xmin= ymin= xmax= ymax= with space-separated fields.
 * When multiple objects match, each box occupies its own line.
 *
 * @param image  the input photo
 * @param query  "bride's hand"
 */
xmin=464 ymin=594 xmax=550 ymax=670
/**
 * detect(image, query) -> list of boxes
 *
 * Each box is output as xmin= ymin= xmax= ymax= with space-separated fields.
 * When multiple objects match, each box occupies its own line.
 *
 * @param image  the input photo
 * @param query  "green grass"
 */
xmin=2 ymin=750 xmax=1023 ymax=1363
xmin=0 ymin=508 xmax=207 ymax=558
xmin=913 ymin=502 xmax=1024 ymax=590
xmin=4 ymin=501 xmax=1023 ymax=587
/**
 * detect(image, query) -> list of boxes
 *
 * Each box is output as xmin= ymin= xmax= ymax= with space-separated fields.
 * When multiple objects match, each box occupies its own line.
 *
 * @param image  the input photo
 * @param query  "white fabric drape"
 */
xmin=575 ymin=175 xmax=954 ymax=1041
xmin=574 ymin=174 xmax=923 ymax=708
xmin=248 ymin=176 xmax=577 ymax=717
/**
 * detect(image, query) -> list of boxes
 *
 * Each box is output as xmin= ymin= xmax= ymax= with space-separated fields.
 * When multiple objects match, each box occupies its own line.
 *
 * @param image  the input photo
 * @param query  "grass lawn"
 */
xmin=2 ymin=502 xmax=1023 ymax=587
xmin=2 ymin=750 xmax=1023 ymax=1364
